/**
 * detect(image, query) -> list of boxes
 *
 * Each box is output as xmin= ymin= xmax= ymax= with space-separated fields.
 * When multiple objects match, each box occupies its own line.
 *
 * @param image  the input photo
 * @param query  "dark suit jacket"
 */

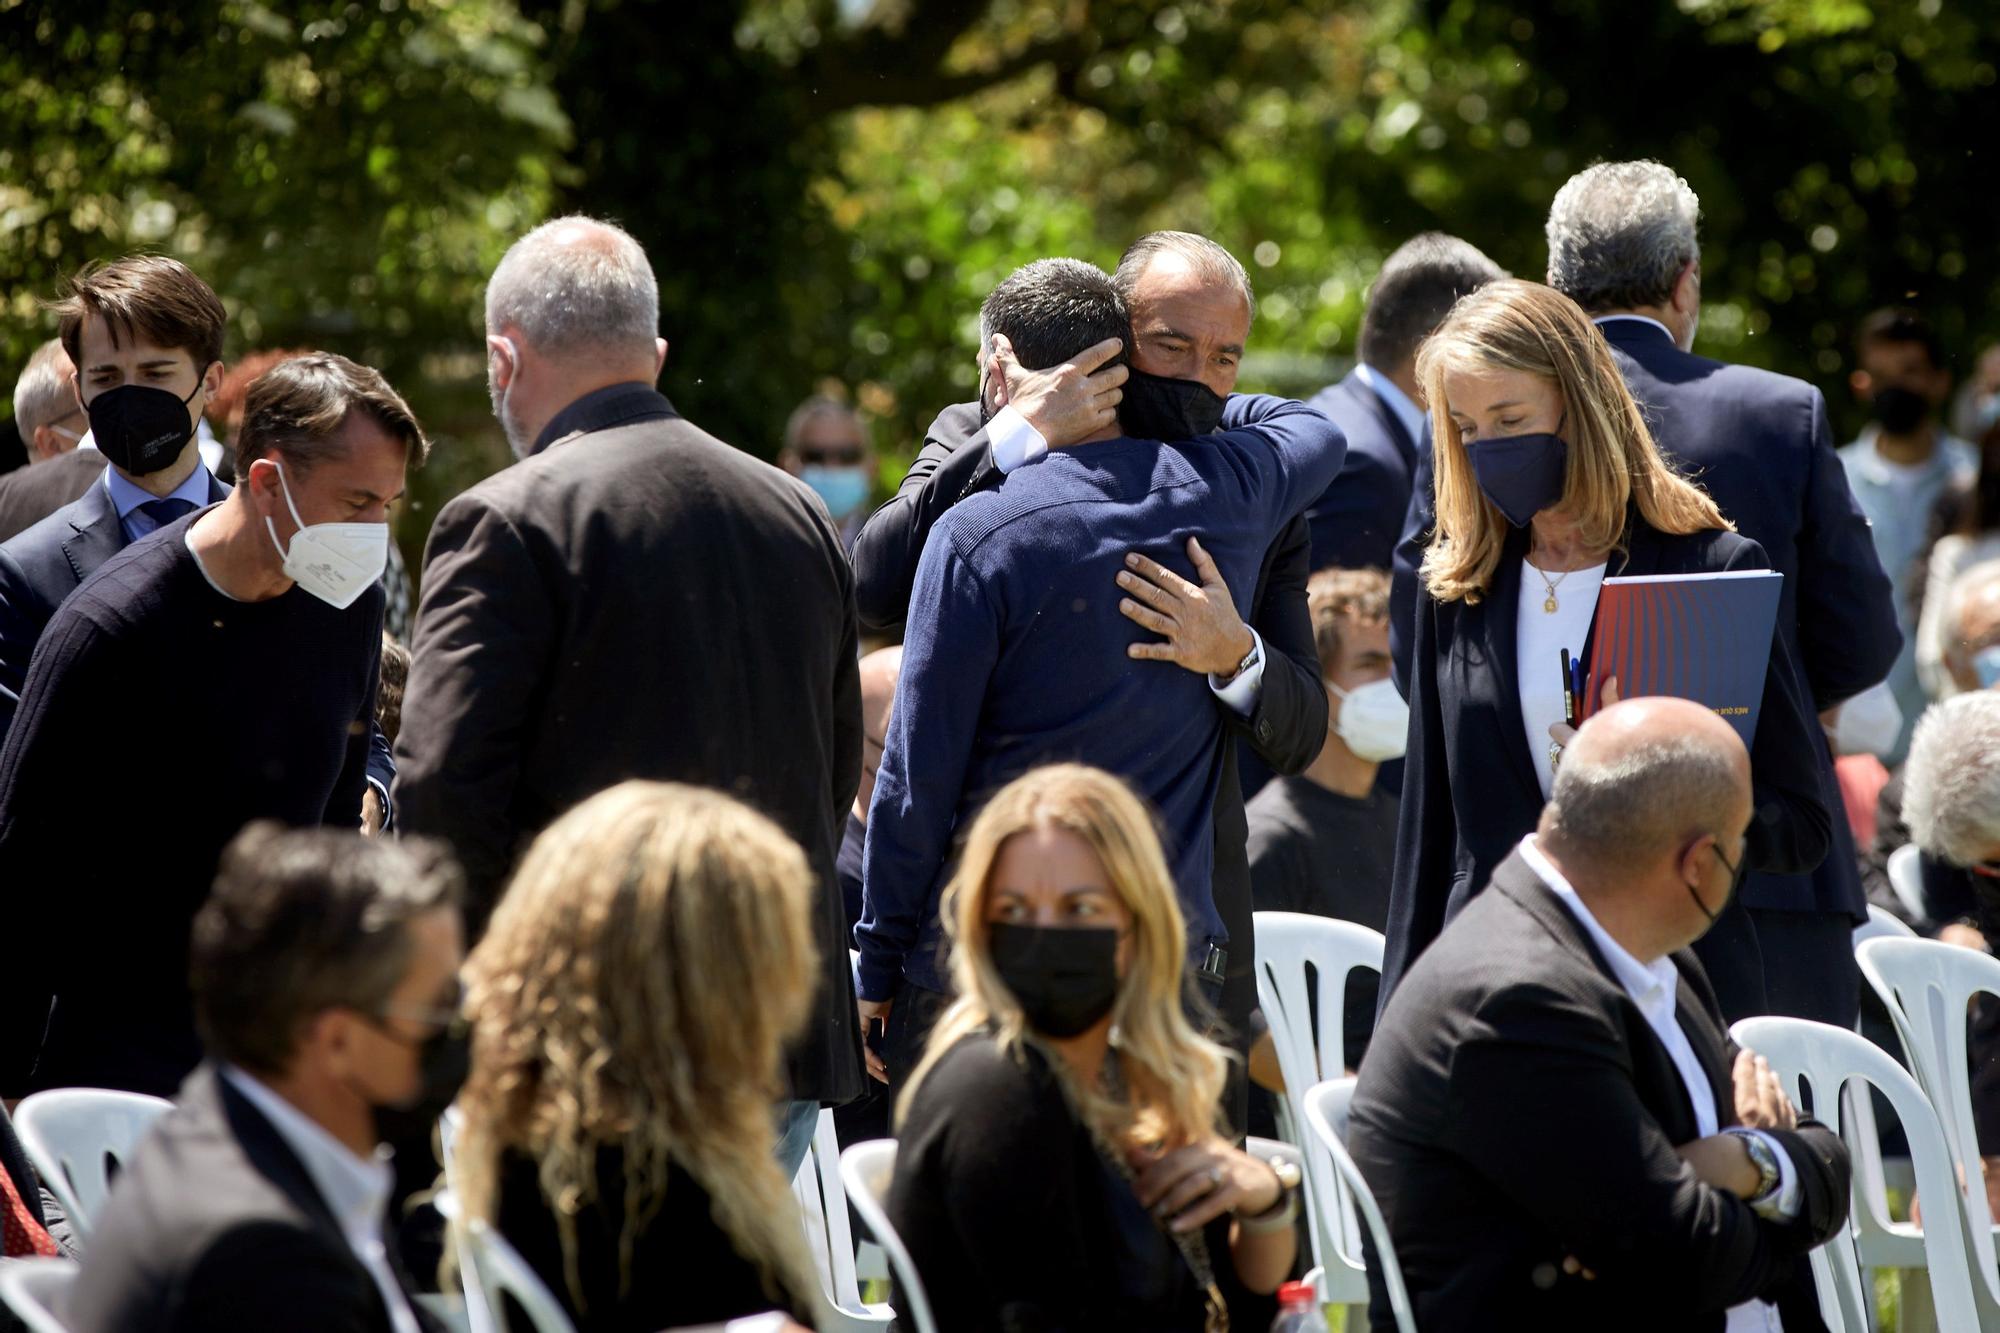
xmin=0 ymin=466 xmax=227 ymax=731
xmin=1391 ymin=320 xmax=1889 ymax=930
xmin=0 ymin=449 xmax=106 ymax=544
xmin=846 ymin=399 xmax=1331 ymax=1040
xmin=1351 ymin=851 xmax=1850 ymax=1332
xmin=66 ymin=1064 xmax=426 ymax=1333
xmin=1302 ymin=370 xmax=1419 ymax=572
xmin=395 ymin=384 xmax=865 ymax=1107
xmin=1383 ymin=519 xmax=1830 ymax=998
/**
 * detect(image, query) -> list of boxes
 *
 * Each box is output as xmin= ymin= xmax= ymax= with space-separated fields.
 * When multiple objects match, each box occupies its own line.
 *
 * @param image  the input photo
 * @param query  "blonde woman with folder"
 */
xmin=1381 ymin=279 xmax=1834 ymax=1022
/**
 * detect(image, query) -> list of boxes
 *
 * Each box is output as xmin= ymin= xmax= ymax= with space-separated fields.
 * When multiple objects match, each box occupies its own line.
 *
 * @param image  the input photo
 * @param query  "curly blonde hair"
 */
xmin=1417 ymin=279 xmax=1727 ymax=604
xmin=451 ymin=781 xmax=819 ymax=1317
xmin=898 ymin=763 xmax=1230 ymax=1155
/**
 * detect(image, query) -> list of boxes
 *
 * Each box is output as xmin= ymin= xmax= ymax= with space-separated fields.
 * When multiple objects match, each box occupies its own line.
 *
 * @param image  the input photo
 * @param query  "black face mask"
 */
xmin=83 ymin=368 xmax=211 ymax=476
xmin=1691 ymin=843 xmax=1748 ymax=927
xmin=989 ymin=922 xmax=1121 ymax=1038
xmin=1120 ymin=370 xmax=1227 ymax=441
xmin=364 ymin=1014 xmax=472 ymax=1145
xmin=1467 ymin=423 xmax=1569 ymax=528
xmin=1870 ymin=385 xmax=1930 ymax=435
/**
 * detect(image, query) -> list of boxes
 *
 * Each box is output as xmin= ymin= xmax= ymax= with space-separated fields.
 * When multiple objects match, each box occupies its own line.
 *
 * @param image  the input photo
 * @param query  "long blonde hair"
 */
xmin=452 ymin=781 xmax=819 ymax=1316
xmin=897 ymin=764 xmax=1230 ymax=1155
xmin=1416 ymin=279 xmax=1728 ymax=603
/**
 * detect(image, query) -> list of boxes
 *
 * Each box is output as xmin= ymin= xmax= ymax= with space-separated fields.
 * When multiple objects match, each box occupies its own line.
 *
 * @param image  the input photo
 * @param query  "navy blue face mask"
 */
xmin=1465 ymin=415 xmax=1569 ymax=527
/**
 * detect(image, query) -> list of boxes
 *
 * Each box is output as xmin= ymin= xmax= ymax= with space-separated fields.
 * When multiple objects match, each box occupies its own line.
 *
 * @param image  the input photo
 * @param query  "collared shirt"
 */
xmin=105 ymin=462 xmax=213 ymax=544
xmin=1353 ymin=361 xmax=1427 ymax=449
xmin=1518 ymin=835 xmax=1797 ymax=1333
xmin=988 ymin=403 xmax=1266 ymax=717
xmin=218 ymin=1066 xmax=423 ymax=1333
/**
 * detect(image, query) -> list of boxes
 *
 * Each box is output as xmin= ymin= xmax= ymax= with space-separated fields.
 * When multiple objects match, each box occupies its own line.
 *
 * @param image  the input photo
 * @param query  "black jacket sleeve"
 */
xmin=1445 ymin=982 xmax=1845 ymax=1316
xmin=1232 ymin=515 xmax=1328 ymax=774
xmin=1380 ymin=583 xmax=1453 ymax=1003
xmin=1791 ymin=388 xmax=1902 ymax=711
xmin=851 ymin=401 xmax=995 ymax=632
xmin=1389 ymin=436 xmax=1435 ymax=700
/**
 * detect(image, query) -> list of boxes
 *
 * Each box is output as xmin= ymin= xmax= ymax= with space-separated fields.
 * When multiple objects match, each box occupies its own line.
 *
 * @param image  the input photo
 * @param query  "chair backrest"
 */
xmin=1885 ymin=844 xmax=1929 ymax=924
xmin=0 ymin=1259 xmax=76 ymax=1333
xmin=1854 ymin=903 xmax=1918 ymax=948
xmin=837 ymin=1141 xmax=938 ymax=1333
xmin=11 ymin=1089 xmax=172 ymax=1242
xmin=1252 ymin=911 xmax=1385 ymax=1292
xmin=1856 ymin=937 xmax=2000 ymax=1286
xmin=791 ymin=1110 xmax=890 ymax=1329
xmin=1299 ymin=1079 xmax=1418 ymax=1333
xmin=1731 ymin=1016 xmax=1983 ymax=1332
xmin=436 ymin=1189 xmax=577 ymax=1333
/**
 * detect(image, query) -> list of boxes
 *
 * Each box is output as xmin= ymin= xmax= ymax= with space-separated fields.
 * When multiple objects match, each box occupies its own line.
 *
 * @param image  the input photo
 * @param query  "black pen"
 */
xmin=1561 ymin=648 xmax=1576 ymax=727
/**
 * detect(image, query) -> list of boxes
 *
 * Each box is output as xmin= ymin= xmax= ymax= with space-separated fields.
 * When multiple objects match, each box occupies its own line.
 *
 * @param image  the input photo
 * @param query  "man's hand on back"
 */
xmin=1118 ymin=537 xmax=1256 ymax=677
xmin=987 ymin=334 xmax=1126 ymax=447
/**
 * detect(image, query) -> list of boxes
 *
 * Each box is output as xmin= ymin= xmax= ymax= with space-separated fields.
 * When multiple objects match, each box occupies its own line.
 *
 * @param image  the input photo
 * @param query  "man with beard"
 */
xmin=852 ymin=244 xmax=1342 ymax=1123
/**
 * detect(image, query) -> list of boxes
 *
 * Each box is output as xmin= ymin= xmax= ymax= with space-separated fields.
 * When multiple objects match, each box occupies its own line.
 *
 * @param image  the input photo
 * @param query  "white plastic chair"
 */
xmin=1856 ymin=937 xmax=2000 ymax=1317
xmin=791 ymin=1110 xmax=892 ymax=1330
xmin=1857 ymin=903 xmax=1920 ymax=947
xmin=435 ymin=1189 xmax=577 ymax=1333
xmin=1731 ymin=1016 xmax=1983 ymax=1332
xmin=1298 ymin=1079 xmax=1417 ymax=1333
xmin=837 ymin=1140 xmax=938 ymax=1333
xmin=12 ymin=1088 xmax=172 ymax=1242
xmin=1252 ymin=911 xmax=1385 ymax=1303
xmin=0 ymin=1258 xmax=76 ymax=1333
xmin=1887 ymin=844 xmax=1931 ymax=925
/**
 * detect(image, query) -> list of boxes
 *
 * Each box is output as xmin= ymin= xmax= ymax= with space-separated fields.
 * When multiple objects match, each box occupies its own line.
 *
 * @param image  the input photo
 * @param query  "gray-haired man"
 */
xmin=0 ymin=339 xmax=103 ymax=542
xmin=395 ymin=216 xmax=865 ymax=1174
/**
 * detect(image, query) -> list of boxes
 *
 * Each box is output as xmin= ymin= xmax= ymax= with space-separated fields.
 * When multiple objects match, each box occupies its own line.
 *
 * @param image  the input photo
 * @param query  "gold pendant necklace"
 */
xmin=1533 ymin=562 xmax=1570 ymax=614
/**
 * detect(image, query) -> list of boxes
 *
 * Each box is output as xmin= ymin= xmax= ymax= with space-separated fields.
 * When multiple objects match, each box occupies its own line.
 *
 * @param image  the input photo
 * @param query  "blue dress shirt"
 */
xmin=105 ymin=463 xmax=216 ymax=544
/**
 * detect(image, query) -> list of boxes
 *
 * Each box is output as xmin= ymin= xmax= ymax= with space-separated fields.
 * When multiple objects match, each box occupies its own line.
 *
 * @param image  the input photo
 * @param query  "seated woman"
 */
xmin=451 ymin=781 xmax=820 ymax=1332
xmin=890 ymin=763 xmax=1299 ymax=1332
xmin=1383 ymin=279 xmax=1833 ymax=1021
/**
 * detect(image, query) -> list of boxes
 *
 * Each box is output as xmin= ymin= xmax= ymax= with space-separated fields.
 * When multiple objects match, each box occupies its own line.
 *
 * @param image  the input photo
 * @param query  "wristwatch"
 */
xmin=1727 ymin=1128 xmax=1781 ymax=1203
xmin=1222 ymin=636 xmax=1261 ymax=685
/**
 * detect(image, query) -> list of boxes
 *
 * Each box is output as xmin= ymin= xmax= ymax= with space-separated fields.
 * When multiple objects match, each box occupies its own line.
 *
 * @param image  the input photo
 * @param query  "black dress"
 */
xmin=494 ymin=1146 xmax=808 ymax=1332
xmin=889 ymin=1032 xmax=1275 ymax=1333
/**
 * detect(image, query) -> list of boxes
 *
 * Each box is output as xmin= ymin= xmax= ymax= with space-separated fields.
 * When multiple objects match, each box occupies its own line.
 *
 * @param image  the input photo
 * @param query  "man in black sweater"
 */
xmin=0 ymin=353 xmax=424 ymax=1097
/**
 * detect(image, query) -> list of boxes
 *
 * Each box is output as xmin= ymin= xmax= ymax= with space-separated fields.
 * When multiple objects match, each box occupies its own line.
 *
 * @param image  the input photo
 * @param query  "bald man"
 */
xmin=1349 ymin=698 xmax=1850 ymax=1332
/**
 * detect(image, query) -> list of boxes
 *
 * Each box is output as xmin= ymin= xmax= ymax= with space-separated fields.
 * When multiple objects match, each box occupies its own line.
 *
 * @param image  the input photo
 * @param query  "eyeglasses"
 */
xmin=796 ymin=443 xmax=866 ymax=467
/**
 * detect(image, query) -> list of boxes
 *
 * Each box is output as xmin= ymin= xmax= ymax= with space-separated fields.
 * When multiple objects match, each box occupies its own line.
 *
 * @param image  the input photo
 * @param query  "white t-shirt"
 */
xmin=1516 ymin=557 xmax=1608 ymax=798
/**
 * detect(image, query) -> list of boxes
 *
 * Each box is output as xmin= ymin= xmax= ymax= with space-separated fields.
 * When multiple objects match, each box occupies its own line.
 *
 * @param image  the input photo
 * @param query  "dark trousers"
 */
xmin=883 ymin=979 xmax=954 ymax=1109
xmin=1692 ymin=897 xmax=1860 ymax=1028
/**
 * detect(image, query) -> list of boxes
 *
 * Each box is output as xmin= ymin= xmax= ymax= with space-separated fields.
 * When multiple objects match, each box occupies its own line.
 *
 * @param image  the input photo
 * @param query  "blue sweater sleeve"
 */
xmin=855 ymin=522 xmax=999 ymax=1001
xmin=1215 ymin=394 xmax=1348 ymax=528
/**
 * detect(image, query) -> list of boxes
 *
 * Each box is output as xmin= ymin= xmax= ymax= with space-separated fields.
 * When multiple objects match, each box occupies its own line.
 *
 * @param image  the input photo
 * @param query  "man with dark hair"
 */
xmin=856 ymin=257 xmax=1343 ymax=1096
xmin=847 ymin=233 xmax=1337 ymax=1131
xmin=1350 ymin=698 xmax=1850 ymax=1330
xmin=1304 ymin=234 xmax=1504 ymax=571
xmin=67 ymin=824 xmax=462 ymax=1333
xmin=0 ymin=256 xmax=230 ymax=733
xmin=0 ymin=352 xmax=424 ymax=1097
xmin=0 ymin=339 xmax=103 ymax=543
xmin=1840 ymin=306 xmax=1977 ymax=760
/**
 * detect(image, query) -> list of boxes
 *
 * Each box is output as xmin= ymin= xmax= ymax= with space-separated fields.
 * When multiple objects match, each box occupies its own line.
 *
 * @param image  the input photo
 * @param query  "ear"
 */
xmin=486 ymin=334 xmax=517 ymax=388
xmin=1673 ymin=261 xmax=1700 ymax=315
xmin=654 ymin=337 xmax=669 ymax=376
xmin=1678 ymin=832 xmax=1715 ymax=885
xmin=28 ymin=425 xmax=55 ymax=463
xmin=202 ymin=360 xmax=225 ymax=399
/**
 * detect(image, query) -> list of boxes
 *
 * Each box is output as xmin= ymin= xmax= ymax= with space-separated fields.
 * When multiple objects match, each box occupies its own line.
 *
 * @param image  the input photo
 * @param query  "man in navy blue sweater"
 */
xmin=856 ymin=259 xmax=1344 ymax=1084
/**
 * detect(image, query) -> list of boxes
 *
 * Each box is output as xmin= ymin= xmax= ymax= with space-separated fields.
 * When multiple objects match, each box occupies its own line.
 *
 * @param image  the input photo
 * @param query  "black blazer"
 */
xmin=0 ymin=466 xmax=227 ymax=732
xmin=65 ymin=1064 xmax=429 ymax=1333
xmin=846 ymin=399 xmax=1331 ymax=1041
xmin=1393 ymin=321 xmax=1896 ymax=926
xmin=1382 ymin=518 xmax=1830 ymax=997
xmin=395 ymin=384 xmax=865 ymax=1107
xmin=1351 ymin=851 xmax=1850 ymax=1332
xmin=1302 ymin=370 xmax=1420 ymax=572
xmin=0 ymin=448 xmax=106 ymax=544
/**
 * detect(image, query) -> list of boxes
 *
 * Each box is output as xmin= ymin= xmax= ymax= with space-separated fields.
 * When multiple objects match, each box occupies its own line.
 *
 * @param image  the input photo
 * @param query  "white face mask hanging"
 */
xmin=262 ymin=458 xmax=388 ymax=611
xmin=1331 ymin=677 xmax=1410 ymax=762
